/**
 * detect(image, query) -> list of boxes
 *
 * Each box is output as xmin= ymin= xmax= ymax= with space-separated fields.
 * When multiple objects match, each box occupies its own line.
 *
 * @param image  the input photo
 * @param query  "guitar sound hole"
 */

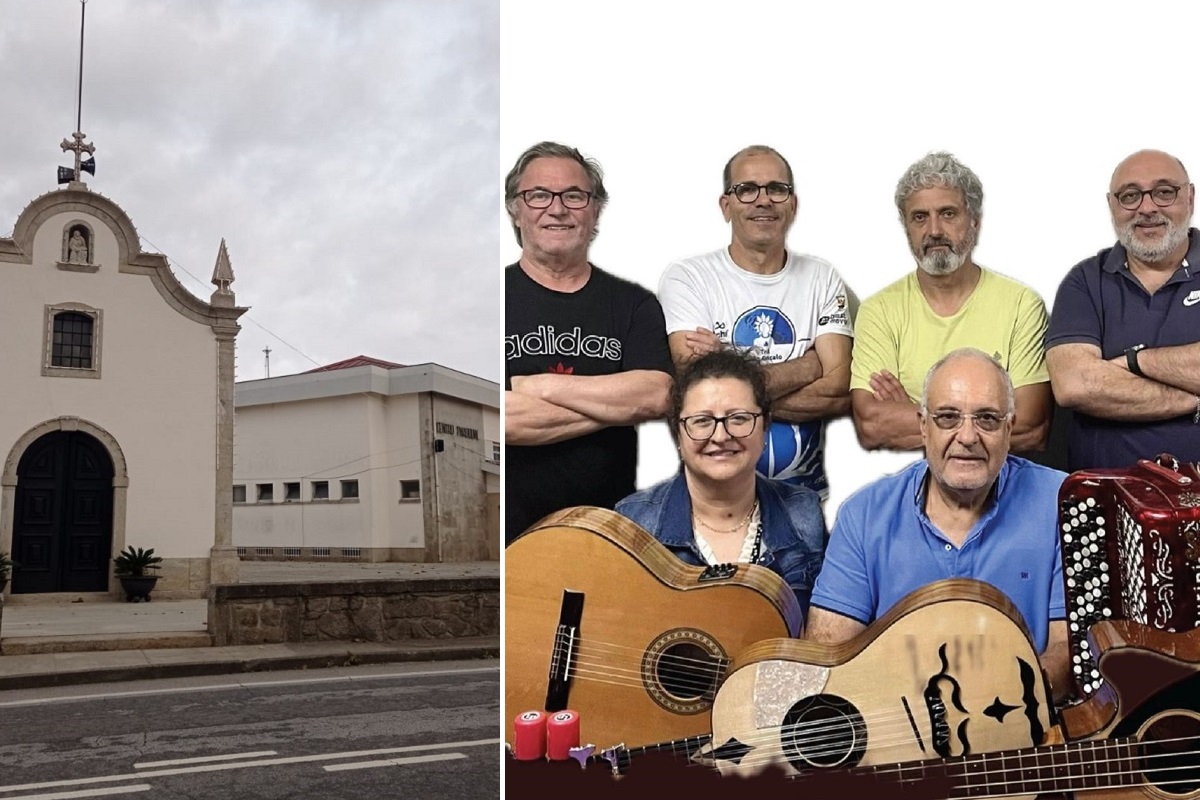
xmin=656 ymin=642 xmax=717 ymax=701
xmin=1139 ymin=711 xmax=1200 ymax=796
xmin=780 ymin=694 xmax=867 ymax=771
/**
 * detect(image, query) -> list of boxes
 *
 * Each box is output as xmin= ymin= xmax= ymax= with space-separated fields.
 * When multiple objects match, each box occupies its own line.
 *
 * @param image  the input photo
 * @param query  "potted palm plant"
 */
xmin=113 ymin=546 xmax=162 ymax=602
xmin=0 ymin=551 xmax=12 ymax=594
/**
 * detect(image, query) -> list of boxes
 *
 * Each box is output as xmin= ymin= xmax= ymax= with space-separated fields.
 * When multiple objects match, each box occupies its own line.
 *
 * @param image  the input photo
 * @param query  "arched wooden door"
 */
xmin=12 ymin=431 xmax=114 ymax=593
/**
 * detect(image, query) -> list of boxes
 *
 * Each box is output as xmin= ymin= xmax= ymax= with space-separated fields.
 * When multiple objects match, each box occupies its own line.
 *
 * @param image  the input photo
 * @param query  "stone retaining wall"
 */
xmin=208 ymin=577 xmax=499 ymax=646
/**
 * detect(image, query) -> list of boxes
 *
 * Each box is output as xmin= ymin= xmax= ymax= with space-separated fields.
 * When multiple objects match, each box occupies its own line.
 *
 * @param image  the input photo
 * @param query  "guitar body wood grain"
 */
xmin=505 ymin=506 xmax=801 ymax=751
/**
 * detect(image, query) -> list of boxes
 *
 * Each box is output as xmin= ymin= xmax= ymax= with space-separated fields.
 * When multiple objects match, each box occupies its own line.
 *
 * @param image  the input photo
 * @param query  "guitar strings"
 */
xmin=842 ymin=736 xmax=1200 ymax=798
xmin=704 ymin=729 xmax=1200 ymax=798
xmin=559 ymin=637 xmax=730 ymax=696
xmin=723 ymin=726 xmax=1200 ymax=792
xmin=709 ymin=705 xmax=1009 ymax=770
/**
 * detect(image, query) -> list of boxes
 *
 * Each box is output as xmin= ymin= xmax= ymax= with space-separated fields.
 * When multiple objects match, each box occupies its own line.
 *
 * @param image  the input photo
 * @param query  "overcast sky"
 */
xmin=0 ymin=0 xmax=500 ymax=383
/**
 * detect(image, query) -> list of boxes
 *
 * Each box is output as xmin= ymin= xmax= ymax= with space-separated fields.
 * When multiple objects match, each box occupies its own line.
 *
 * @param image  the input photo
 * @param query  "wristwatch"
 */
xmin=1125 ymin=344 xmax=1147 ymax=377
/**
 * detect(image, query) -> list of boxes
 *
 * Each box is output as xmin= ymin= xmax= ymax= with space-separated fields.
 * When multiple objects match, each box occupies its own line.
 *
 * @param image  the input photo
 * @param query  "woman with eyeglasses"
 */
xmin=615 ymin=349 xmax=827 ymax=627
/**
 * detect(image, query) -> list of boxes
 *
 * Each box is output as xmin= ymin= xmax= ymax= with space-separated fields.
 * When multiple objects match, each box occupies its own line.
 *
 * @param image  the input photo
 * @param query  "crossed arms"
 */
xmin=668 ymin=328 xmax=852 ymax=422
xmin=505 ymin=370 xmax=673 ymax=446
xmin=1047 ymin=341 xmax=1200 ymax=421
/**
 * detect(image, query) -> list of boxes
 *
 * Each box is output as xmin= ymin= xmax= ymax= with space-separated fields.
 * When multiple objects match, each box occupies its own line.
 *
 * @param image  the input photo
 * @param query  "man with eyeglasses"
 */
xmin=657 ymin=145 xmax=854 ymax=501
xmin=1045 ymin=149 xmax=1200 ymax=471
xmin=504 ymin=141 xmax=673 ymax=542
xmin=850 ymin=152 xmax=1052 ymax=454
xmin=808 ymin=348 xmax=1071 ymax=702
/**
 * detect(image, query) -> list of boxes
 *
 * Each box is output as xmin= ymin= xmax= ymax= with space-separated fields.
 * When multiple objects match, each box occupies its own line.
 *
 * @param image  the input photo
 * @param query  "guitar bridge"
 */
xmin=546 ymin=589 xmax=584 ymax=712
xmin=698 ymin=563 xmax=738 ymax=582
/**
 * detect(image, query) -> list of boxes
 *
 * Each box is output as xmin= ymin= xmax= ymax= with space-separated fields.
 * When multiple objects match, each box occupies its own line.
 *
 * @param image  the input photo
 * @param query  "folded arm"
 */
xmin=504 ymin=390 xmax=606 ymax=446
xmin=772 ymin=334 xmax=853 ymax=423
xmin=850 ymin=381 xmax=923 ymax=451
xmin=1010 ymin=383 xmax=1053 ymax=454
xmin=1047 ymin=343 xmax=1196 ymax=421
xmin=511 ymin=370 xmax=672 ymax=427
xmin=1128 ymin=341 xmax=1200 ymax=396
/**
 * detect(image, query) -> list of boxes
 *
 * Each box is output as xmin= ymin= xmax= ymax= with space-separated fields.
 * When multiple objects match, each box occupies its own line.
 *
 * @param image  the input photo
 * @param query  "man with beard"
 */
xmin=1045 ymin=149 xmax=1200 ymax=470
xmin=850 ymin=152 xmax=1052 ymax=453
xmin=658 ymin=145 xmax=854 ymax=500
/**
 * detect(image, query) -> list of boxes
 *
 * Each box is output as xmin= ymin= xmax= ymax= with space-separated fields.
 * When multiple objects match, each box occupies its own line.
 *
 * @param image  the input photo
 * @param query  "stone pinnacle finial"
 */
xmin=210 ymin=238 xmax=236 ymax=305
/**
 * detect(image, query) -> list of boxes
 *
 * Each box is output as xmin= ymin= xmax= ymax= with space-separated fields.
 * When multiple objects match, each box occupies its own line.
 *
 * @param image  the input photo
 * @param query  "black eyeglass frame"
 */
xmin=678 ymin=411 xmax=764 ymax=441
xmin=1111 ymin=183 xmax=1189 ymax=211
xmin=724 ymin=182 xmax=794 ymax=204
xmin=515 ymin=189 xmax=594 ymax=210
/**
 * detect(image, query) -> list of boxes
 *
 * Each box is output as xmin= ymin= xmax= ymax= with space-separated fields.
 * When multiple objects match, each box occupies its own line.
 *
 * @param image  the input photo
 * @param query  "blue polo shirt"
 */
xmin=811 ymin=456 xmax=1066 ymax=652
xmin=1045 ymin=230 xmax=1200 ymax=470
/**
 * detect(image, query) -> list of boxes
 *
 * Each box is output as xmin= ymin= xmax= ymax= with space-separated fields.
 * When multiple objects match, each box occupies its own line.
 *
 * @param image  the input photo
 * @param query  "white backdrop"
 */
xmin=500 ymin=0 xmax=1200 ymax=524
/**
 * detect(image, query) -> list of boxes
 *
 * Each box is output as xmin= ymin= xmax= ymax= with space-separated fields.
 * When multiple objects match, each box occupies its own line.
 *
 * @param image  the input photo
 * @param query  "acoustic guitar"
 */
xmin=708 ymin=578 xmax=1055 ymax=779
xmin=505 ymin=506 xmax=802 ymax=751
xmin=769 ymin=618 xmax=1200 ymax=799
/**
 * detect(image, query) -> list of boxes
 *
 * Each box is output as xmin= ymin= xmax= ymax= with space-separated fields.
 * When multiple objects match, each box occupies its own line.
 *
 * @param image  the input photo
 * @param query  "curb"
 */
xmin=0 ymin=638 xmax=499 ymax=691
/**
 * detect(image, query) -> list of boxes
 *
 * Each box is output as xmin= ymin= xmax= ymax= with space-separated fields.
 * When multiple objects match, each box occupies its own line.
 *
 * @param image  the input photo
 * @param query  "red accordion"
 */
xmin=1059 ymin=454 xmax=1200 ymax=699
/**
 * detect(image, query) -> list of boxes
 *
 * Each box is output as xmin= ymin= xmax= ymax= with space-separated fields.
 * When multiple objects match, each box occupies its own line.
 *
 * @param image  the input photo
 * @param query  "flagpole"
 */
xmin=75 ymin=0 xmax=87 ymax=178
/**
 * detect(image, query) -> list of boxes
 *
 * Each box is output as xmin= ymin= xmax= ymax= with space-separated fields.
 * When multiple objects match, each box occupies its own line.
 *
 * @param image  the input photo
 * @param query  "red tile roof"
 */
xmin=304 ymin=355 xmax=405 ymax=373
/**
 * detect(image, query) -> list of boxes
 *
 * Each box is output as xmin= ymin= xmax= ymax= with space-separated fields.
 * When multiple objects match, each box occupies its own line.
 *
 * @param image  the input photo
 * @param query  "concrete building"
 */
xmin=0 ymin=175 xmax=245 ymax=599
xmin=232 ymin=357 xmax=500 ymax=562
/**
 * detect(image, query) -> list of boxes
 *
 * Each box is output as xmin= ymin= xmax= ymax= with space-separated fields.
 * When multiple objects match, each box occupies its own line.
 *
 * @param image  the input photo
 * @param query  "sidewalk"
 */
xmin=0 ymin=560 xmax=500 ymax=690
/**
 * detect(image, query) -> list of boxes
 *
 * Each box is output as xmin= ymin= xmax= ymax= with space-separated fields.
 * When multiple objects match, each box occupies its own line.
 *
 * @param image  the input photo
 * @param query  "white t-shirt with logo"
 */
xmin=658 ymin=248 xmax=853 ymax=497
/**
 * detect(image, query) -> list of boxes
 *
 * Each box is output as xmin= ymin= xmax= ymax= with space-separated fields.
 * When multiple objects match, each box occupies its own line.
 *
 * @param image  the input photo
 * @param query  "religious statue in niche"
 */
xmin=67 ymin=227 xmax=90 ymax=264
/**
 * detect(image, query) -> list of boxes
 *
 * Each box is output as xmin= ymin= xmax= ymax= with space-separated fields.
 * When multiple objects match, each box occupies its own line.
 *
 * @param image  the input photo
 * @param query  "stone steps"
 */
xmin=1 ymin=631 xmax=213 ymax=656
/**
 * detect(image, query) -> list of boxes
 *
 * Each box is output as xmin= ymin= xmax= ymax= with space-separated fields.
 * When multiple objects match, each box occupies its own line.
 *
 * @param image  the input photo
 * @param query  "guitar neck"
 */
xmin=600 ymin=734 xmax=713 ymax=773
xmin=858 ymin=736 xmax=1143 ymax=797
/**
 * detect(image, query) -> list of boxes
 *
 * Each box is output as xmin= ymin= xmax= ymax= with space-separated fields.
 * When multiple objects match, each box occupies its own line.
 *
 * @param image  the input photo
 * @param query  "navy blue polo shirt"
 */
xmin=1045 ymin=229 xmax=1200 ymax=470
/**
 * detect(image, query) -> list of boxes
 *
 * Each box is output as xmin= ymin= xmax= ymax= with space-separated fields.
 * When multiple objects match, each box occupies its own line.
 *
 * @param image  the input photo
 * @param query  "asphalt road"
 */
xmin=0 ymin=660 xmax=500 ymax=800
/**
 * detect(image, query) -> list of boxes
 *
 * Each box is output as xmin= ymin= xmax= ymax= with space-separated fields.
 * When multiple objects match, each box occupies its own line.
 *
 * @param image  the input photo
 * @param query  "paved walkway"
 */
xmin=0 ymin=561 xmax=500 ymax=689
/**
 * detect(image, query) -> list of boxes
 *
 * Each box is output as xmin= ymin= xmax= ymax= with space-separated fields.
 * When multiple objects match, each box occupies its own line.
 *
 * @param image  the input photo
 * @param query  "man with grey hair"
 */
xmin=849 ymin=152 xmax=1052 ymax=454
xmin=504 ymin=141 xmax=673 ymax=542
xmin=809 ymin=348 xmax=1071 ymax=701
xmin=1046 ymin=148 xmax=1200 ymax=470
xmin=657 ymin=144 xmax=854 ymax=500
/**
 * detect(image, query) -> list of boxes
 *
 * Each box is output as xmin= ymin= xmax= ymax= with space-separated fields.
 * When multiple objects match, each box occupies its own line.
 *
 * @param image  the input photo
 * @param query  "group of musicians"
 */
xmin=504 ymin=142 xmax=1200 ymax=718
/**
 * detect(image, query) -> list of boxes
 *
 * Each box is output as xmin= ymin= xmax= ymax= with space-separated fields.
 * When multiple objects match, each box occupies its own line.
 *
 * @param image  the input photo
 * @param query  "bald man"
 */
xmin=1046 ymin=149 xmax=1200 ymax=471
xmin=808 ymin=348 xmax=1070 ymax=701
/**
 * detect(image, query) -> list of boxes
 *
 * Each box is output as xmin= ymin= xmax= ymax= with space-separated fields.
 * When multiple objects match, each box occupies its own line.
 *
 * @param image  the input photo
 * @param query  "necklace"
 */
xmin=693 ymin=499 xmax=758 ymax=534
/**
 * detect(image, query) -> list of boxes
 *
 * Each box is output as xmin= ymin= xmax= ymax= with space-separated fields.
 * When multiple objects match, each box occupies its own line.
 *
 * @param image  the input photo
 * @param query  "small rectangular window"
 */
xmin=311 ymin=481 xmax=329 ymax=500
xmin=341 ymin=479 xmax=359 ymax=499
xmin=400 ymin=480 xmax=420 ymax=501
xmin=232 ymin=485 xmax=246 ymax=503
xmin=52 ymin=311 xmax=94 ymax=368
xmin=257 ymin=483 xmax=274 ymax=502
xmin=284 ymin=482 xmax=300 ymax=501
xmin=492 ymin=441 xmax=501 ymax=462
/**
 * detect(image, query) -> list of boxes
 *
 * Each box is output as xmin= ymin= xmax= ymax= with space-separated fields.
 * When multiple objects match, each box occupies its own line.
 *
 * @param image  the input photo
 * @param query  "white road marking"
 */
xmin=0 ymin=738 xmax=501 ymax=793
xmin=133 ymin=751 xmax=277 ymax=769
xmin=2 ymin=785 xmax=151 ymax=800
xmin=0 ymin=665 xmax=498 ymax=708
xmin=323 ymin=753 xmax=466 ymax=772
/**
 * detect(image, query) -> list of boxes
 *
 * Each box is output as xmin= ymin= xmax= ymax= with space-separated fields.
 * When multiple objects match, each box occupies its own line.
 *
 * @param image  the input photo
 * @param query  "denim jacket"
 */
xmin=615 ymin=472 xmax=828 ymax=625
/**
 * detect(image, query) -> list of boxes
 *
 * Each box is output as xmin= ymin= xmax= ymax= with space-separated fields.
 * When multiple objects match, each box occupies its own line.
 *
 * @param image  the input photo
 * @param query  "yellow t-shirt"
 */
xmin=849 ymin=268 xmax=1049 ymax=401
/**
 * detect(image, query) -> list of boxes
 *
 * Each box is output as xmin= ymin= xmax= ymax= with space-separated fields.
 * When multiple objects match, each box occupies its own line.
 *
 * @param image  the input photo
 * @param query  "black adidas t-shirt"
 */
xmin=505 ymin=263 xmax=673 ymax=542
